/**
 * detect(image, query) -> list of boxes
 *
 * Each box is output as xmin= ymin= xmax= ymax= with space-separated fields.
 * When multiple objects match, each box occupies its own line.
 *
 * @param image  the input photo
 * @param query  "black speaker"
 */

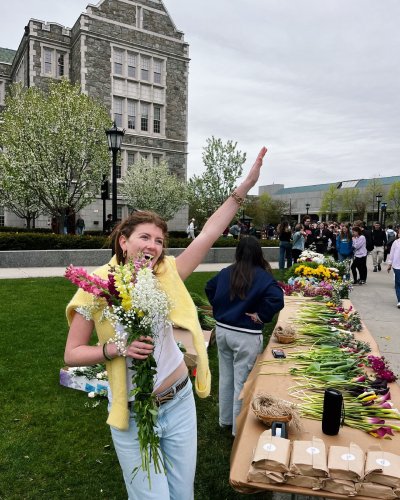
xmin=322 ymin=388 xmax=344 ymax=435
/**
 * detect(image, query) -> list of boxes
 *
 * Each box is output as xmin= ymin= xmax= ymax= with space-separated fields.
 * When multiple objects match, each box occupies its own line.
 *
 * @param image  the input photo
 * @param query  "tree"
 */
xmin=120 ymin=158 xmax=188 ymax=221
xmin=0 ymin=81 xmax=111 ymax=233
xmin=187 ymin=137 xmax=246 ymax=225
xmin=387 ymin=181 xmax=400 ymax=223
xmin=247 ymin=193 xmax=289 ymax=226
xmin=0 ymin=169 xmax=42 ymax=229
xmin=339 ymin=188 xmax=361 ymax=222
xmin=320 ymin=185 xmax=339 ymax=219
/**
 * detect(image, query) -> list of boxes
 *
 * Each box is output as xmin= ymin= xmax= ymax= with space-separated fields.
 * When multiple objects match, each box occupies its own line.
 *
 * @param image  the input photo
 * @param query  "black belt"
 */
xmin=128 ymin=375 xmax=189 ymax=409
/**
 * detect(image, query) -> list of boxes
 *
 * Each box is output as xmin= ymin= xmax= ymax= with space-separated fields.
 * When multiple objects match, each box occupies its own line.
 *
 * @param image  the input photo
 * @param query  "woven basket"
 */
xmin=251 ymin=394 xmax=301 ymax=430
xmin=273 ymin=325 xmax=296 ymax=344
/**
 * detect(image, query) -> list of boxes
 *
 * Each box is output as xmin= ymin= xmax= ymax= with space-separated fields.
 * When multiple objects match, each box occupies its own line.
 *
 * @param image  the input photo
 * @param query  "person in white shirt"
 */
xmin=187 ymin=218 xmax=196 ymax=239
xmin=387 ymin=227 xmax=400 ymax=308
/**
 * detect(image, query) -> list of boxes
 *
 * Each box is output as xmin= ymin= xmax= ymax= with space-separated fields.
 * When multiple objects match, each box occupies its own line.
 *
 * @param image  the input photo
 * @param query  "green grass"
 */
xmin=0 ymin=273 xmax=278 ymax=500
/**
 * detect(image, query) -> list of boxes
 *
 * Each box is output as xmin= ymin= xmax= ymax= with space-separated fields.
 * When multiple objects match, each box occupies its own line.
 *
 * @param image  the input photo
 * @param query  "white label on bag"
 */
xmin=376 ymin=458 xmax=391 ymax=467
xmin=306 ymin=447 xmax=320 ymax=455
xmin=263 ymin=443 xmax=276 ymax=452
xmin=341 ymin=453 xmax=356 ymax=461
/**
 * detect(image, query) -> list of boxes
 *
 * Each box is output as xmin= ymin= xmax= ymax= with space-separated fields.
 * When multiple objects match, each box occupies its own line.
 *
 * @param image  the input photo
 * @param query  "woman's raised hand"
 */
xmin=243 ymin=146 xmax=268 ymax=189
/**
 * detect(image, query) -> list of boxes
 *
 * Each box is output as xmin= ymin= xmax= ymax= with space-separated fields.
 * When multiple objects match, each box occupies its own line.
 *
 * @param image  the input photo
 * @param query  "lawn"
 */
xmin=0 ymin=272 xmax=278 ymax=500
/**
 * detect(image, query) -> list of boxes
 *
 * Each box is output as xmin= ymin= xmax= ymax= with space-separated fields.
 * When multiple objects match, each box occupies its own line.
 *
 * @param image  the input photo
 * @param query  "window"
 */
xmin=153 ymin=60 xmax=162 ymax=84
xmin=153 ymin=155 xmax=161 ymax=165
xmin=127 ymin=151 xmax=135 ymax=166
xmin=141 ymin=103 xmax=149 ymax=131
xmin=127 ymin=100 xmax=136 ymax=130
xmin=0 ymin=206 xmax=4 ymax=226
xmin=44 ymin=48 xmax=52 ymax=75
xmin=117 ymin=205 xmax=123 ymax=220
xmin=42 ymin=47 xmax=68 ymax=79
xmin=141 ymin=57 xmax=150 ymax=81
xmin=153 ymin=106 xmax=161 ymax=134
xmin=113 ymin=97 xmax=123 ymax=127
xmin=57 ymin=54 xmax=65 ymax=77
xmin=127 ymin=52 xmax=137 ymax=78
xmin=114 ymin=49 xmax=123 ymax=75
xmin=116 ymin=165 xmax=122 ymax=179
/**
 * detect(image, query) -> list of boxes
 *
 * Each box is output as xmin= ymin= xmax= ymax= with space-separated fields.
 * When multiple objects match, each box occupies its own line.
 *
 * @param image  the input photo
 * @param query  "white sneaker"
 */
xmin=397 ymin=303 xmax=400 ymax=309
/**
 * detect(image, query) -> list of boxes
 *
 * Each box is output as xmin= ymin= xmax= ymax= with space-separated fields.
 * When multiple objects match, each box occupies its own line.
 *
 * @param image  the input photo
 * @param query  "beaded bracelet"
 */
xmin=231 ymin=189 xmax=246 ymax=206
xmin=102 ymin=342 xmax=112 ymax=361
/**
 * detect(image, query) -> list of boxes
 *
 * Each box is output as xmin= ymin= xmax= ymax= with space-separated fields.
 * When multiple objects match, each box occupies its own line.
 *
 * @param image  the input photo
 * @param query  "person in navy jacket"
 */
xmin=205 ymin=236 xmax=284 ymax=435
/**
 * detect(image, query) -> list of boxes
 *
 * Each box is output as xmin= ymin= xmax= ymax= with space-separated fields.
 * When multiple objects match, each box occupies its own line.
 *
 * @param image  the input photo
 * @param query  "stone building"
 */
xmin=0 ymin=0 xmax=189 ymax=230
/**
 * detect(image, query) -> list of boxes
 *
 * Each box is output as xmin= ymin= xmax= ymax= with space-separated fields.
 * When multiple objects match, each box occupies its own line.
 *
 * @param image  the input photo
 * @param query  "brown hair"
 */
xmin=111 ymin=211 xmax=168 ymax=265
xmin=352 ymin=226 xmax=362 ymax=236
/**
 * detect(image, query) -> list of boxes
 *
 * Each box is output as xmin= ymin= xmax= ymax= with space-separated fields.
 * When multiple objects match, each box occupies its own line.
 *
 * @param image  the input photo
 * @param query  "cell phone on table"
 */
xmin=272 ymin=349 xmax=286 ymax=359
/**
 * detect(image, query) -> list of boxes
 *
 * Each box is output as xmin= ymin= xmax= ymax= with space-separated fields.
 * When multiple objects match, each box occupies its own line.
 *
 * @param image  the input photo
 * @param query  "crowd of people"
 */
xmin=270 ymin=216 xmax=400 ymax=308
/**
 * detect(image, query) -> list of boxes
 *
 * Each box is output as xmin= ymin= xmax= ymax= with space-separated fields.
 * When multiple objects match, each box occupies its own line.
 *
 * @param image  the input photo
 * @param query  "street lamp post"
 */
xmin=376 ymin=193 xmax=382 ymax=224
xmin=380 ymin=202 xmax=387 ymax=226
xmin=105 ymin=122 xmax=125 ymax=225
xmin=305 ymin=203 xmax=310 ymax=215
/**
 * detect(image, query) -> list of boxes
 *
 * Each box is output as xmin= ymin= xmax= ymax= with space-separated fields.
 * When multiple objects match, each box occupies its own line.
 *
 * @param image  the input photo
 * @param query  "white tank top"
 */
xmin=107 ymin=322 xmax=184 ymax=403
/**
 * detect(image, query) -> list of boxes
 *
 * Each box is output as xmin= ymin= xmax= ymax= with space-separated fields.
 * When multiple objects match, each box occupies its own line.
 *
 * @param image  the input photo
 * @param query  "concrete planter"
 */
xmin=0 ymin=247 xmax=279 ymax=268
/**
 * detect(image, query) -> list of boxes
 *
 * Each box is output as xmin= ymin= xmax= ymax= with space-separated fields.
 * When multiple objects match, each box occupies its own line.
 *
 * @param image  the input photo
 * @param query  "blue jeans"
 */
xmin=394 ymin=268 xmax=400 ymax=302
xmin=216 ymin=325 xmax=263 ymax=435
xmin=110 ymin=379 xmax=196 ymax=500
xmin=279 ymin=242 xmax=292 ymax=270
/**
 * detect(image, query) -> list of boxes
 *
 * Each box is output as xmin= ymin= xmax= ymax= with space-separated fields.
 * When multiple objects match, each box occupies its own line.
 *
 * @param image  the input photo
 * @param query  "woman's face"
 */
xmin=119 ymin=223 xmax=165 ymax=266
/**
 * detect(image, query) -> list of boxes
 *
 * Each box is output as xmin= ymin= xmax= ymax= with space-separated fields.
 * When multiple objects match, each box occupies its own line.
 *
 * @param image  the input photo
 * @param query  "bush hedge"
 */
xmin=0 ymin=232 xmax=280 ymax=251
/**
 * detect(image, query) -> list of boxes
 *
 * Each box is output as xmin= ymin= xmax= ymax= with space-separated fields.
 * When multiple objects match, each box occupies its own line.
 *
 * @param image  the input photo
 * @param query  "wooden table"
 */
xmin=230 ymin=296 xmax=400 ymax=499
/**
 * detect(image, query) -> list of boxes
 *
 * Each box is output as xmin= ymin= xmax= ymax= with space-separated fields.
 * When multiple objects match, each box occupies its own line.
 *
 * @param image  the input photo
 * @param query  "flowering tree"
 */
xmin=0 ymin=169 xmax=42 ymax=229
xmin=0 ymin=81 xmax=111 ymax=233
xmin=120 ymin=158 xmax=188 ymax=220
xmin=187 ymin=137 xmax=246 ymax=225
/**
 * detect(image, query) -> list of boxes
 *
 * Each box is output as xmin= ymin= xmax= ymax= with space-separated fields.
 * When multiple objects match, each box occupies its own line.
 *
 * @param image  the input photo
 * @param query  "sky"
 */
xmin=1 ymin=0 xmax=400 ymax=192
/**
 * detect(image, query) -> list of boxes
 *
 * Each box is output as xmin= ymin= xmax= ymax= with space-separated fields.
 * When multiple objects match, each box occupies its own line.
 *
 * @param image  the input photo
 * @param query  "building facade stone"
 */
xmin=0 ymin=0 xmax=189 ymax=231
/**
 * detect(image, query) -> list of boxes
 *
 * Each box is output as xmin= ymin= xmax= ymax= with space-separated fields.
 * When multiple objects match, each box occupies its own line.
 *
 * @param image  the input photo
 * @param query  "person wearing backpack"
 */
xmin=385 ymin=225 xmax=396 ymax=262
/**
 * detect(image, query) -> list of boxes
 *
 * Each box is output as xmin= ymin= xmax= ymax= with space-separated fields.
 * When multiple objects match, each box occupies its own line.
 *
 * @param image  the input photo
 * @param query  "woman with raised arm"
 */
xmin=64 ymin=147 xmax=267 ymax=500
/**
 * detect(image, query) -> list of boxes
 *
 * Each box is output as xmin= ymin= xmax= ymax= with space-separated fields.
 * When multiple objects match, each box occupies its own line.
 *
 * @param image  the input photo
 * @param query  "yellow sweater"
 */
xmin=66 ymin=255 xmax=211 ymax=430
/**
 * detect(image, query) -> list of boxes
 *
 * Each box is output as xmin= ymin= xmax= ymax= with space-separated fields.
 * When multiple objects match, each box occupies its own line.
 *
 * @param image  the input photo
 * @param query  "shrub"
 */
xmin=0 ymin=233 xmax=280 ymax=251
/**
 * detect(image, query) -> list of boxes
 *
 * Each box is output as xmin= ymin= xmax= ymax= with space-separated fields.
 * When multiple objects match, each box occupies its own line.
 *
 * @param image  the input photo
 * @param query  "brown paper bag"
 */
xmin=285 ymin=473 xmax=322 ymax=489
xmin=247 ymin=464 xmax=285 ymax=484
xmin=365 ymin=448 xmax=400 ymax=488
xmin=328 ymin=442 xmax=365 ymax=481
xmin=290 ymin=437 xmax=328 ymax=477
xmin=356 ymin=482 xmax=397 ymax=499
xmin=251 ymin=430 xmax=291 ymax=473
xmin=322 ymin=478 xmax=357 ymax=496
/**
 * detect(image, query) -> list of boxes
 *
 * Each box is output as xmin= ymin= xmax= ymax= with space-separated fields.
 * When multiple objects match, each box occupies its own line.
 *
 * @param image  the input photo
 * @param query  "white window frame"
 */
xmin=111 ymin=47 xmax=166 ymax=137
xmin=41 ymin=45 xmax=69 ymax=79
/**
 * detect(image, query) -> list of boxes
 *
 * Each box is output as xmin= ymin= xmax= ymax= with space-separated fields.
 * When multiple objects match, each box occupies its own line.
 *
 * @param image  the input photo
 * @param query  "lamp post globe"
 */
xmin=105 ymin=122 xmax=125 ymax=225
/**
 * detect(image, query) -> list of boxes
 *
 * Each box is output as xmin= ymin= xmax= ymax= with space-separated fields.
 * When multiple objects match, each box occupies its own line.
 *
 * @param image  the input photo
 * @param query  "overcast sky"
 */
xmin=1 ymin=0 xmax=400 ymax=192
